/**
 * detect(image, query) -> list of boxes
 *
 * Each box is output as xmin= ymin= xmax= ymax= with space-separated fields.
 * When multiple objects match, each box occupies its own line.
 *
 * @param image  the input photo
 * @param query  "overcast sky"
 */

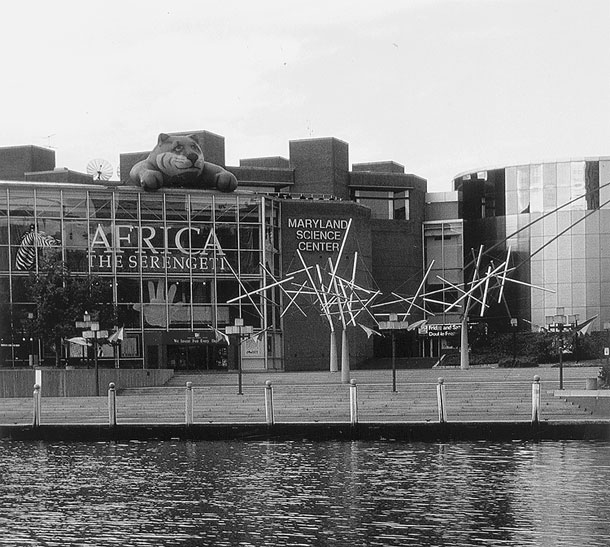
xmin=2 ymin=0 xmax=608 ymax=191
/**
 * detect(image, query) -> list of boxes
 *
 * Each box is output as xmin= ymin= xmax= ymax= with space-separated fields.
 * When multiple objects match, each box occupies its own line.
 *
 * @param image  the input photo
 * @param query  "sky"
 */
xmin=1 ymin=0 xmax=609 ymax=192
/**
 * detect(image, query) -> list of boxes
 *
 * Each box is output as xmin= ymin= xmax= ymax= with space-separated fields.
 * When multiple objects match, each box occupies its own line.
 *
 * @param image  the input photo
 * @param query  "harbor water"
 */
xmin=1 ymin=439 xmax=609 ymax=546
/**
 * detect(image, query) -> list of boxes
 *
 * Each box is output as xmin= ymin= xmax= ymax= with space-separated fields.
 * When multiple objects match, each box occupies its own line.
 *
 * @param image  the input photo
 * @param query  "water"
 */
xmin=0 ymin=440 xmax=609 ymax=546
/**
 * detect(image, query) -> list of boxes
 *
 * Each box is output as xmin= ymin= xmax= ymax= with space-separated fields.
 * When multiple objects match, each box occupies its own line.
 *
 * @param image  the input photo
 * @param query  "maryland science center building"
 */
xmin=0 ymin=131 xmax=426 ymax=372
xmin=1 ymin=130 xmax=608 ymax=372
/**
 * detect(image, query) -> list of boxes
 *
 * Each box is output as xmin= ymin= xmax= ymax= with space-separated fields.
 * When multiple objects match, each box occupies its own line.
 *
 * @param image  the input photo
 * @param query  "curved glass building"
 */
xmin=451 ymin=156 xmax=610 ymax=333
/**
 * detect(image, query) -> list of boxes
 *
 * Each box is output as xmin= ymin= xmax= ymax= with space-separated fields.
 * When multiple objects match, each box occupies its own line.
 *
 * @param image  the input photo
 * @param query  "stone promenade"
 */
xmin=0 ymin=364 xmax=606 ymax=427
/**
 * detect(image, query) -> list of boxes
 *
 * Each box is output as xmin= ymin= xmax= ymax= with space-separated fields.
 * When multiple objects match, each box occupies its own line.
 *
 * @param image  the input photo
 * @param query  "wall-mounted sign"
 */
xmin=243 ymin=337 xmax=264 ymax=357
xmin=419 ymin=323 xmax=461 ymax=337
xmin=162 ymin=330 xmax=216 ymax=345
xmin=88 ymin=223 xmax=229 ymax=273
xmin=287 ymin=218 xmax=349 ymax=253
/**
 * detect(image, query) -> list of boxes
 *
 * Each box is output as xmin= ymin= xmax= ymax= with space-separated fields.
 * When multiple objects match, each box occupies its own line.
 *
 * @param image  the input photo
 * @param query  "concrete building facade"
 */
xmin=3 ymin=132 xmax=605 ymax=371
xmin=0 ymin=133 xmax=427 ymax=371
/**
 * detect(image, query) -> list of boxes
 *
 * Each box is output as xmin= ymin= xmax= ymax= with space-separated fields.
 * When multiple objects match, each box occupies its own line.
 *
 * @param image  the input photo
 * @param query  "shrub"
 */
xmin=599 ymin=363 xmax=610 ymax=388
xmin=498 ymin=357 xmax=539 ymax=368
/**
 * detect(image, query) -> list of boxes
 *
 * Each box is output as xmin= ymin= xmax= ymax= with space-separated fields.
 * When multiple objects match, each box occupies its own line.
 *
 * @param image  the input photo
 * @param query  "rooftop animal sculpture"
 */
xmin=130 ymin=133 xmax=238 ymax=192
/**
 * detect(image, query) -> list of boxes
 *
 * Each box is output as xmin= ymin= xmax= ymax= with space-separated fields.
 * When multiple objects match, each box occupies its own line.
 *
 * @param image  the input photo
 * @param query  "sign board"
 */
xmin=421 ymin=323 xmax=461 ymax=337
xmin=243 ymin=337 xmax=264 ymax=357
xmin=83 ymin=330 xmax=109 ymax=339
xmin=170 ymin=336 xmax=210 ymax=345
xmin=226 ymin=326 xmax=254 ymax=335
xmin=161 ymin=330 xmax=215 ymax=345
xmin=547 ymin=323 xmax=575 ymax=332
xmin=378 ymin=321 xmax=410 ymax=330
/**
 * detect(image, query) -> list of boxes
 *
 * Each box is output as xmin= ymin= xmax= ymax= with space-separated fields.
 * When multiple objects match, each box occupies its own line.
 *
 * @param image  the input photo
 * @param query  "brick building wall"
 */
xmin=280 ymin=199 xmax=373 ymax=371
xmin=0 ymin=146 xmax=55 ymax=181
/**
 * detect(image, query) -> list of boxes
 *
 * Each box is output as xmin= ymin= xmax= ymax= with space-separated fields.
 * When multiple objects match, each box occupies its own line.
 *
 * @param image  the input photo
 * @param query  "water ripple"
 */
xmin=0 ymin=440 xmax=609 ymax=545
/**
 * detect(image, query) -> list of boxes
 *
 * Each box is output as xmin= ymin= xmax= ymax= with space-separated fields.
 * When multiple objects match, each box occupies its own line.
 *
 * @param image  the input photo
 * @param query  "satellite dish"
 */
xmin=86 ymin=158 xmax=113 ymax=181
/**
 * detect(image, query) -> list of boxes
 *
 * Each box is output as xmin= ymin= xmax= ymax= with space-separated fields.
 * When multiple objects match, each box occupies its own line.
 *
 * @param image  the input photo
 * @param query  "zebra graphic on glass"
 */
xmin=15 ymin=224 xmax=60 ymax=271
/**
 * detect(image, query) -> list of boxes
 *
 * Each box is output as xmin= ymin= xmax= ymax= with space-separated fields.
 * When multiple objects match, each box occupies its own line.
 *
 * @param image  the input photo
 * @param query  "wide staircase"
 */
xmin=1 ymin=367 xmax=597 ymax=426
xmin=106 ymin=368 xmax=597 ymax=425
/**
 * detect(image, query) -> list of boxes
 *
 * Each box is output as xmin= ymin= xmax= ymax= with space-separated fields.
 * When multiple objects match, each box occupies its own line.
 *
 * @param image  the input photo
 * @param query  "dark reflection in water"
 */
xmin=0 ymin=439 xmax=609 ymax=546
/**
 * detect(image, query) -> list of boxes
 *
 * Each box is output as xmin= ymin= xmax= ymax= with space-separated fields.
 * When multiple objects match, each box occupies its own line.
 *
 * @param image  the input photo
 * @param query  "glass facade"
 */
xmin=423 ymin=220 xmax=464 ymax=322
xmin=453 ymin=158 xmax=610 ymax=333
xmin=0 ymin=184 xmax=281 ymax=370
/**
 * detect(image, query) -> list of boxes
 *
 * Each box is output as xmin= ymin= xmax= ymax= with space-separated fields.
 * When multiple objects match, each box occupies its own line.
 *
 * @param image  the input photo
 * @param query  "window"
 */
xmin=424 ymin=221 xmax=464 ymax=313
xmin=8 ymin=189 xmax=34 ymax=217
xmin=34 ymin=190 xmax=62 ymax=218
xmin=62 ymin=191 xmax=89 ymax=219
xmin=393 ymin=191 xmax=410 ymax=220
xmin=353 ymin=190 xmax=410 ymax=220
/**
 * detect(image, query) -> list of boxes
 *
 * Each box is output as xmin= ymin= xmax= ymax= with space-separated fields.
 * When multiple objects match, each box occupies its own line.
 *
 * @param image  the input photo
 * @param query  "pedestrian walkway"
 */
xmin=0 ymin=364 xmax=604 ymax=427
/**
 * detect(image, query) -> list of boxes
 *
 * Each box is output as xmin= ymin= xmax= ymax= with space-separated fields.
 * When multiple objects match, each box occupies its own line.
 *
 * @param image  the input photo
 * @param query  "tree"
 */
xmin=26 ymin=259 xmax=116 ymax=367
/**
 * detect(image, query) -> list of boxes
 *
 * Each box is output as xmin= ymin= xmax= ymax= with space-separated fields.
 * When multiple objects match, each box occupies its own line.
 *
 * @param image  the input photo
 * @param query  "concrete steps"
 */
xmin=113 ymin=377 xmax=593 ymax=424
xmin=0 ymin=367 xmax=599 ymax=426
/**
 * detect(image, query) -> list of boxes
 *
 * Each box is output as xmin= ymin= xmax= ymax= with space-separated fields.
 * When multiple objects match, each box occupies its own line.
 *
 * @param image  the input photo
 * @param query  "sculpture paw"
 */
xmin=140 ymin=171 xmax=164 ymax=191
xmin=216 ymin=171 xmax=238 ymax=193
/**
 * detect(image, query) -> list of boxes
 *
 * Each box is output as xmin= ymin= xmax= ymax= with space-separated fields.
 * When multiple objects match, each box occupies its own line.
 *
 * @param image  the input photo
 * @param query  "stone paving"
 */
xmin=1 ymin=363 xmax=606 ymax=427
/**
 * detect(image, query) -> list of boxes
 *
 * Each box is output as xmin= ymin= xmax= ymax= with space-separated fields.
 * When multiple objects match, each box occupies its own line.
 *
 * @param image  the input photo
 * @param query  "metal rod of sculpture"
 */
xmin=328 ymin=219 xmax=352 ymax=381
xmin=296 ymin=250 xmax=337 ymax=372
xmin=333 ymin=257 xmax=352 ymax=384
xmin=460 ymin=246 xmax=484 ymax=369
xmin=316 ymin=263 xmax=339 ymax=373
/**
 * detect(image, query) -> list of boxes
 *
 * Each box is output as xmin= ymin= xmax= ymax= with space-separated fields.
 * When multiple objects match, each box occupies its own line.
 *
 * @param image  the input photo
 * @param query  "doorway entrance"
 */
xmin=166 ymin=343 xmax=228 ymax=371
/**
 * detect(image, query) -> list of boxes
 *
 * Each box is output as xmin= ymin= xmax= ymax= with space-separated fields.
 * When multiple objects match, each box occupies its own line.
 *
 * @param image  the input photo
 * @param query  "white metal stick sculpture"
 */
xmin=227 ymin=217 xmax=383 ymax=379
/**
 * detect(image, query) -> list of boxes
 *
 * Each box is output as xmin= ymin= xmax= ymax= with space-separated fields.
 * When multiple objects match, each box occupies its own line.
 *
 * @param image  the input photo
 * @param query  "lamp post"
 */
xmin=225 ymin=318 xmax=253 ymax=395
xmin=546 ymin=307 xmax=567 ymax=390
xmin=27 ymin=312 xmax=36 ymax=367
xmin=510 ymin=317 xmax=518 ymax=367
xmin=604 ymin=322 xmax=610 ymax=368
xmin=379 ymin=314 xmax=410 ymax=392
xmin=569 ymin=314 xmax=580 ymax=364
xmin=76 ymin=311 xmax=108 ymax=396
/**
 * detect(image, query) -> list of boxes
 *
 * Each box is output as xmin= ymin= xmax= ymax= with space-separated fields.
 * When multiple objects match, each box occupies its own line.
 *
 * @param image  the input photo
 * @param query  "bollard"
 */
xmin=264 ymin=380 xmax=274 ymax=426
xmin=185 ymin=382 xmax=194 ymax=426
xmin=531 ymin=375 xmax=541 ymax=424
xmin=349 ymin=379 xmax=358 ymax=426
xmin=108 ymin=383 xmax=117 ymax=426
xmin=32 ymin=383 xmax=41 ymax=427
xmin=436 ymin=377 xmax=447 ymax=423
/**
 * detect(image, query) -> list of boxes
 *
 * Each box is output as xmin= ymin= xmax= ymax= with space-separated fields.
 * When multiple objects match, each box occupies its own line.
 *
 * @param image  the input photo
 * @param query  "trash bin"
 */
xmin=586 ymin=378 xmax=598 ymax=390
